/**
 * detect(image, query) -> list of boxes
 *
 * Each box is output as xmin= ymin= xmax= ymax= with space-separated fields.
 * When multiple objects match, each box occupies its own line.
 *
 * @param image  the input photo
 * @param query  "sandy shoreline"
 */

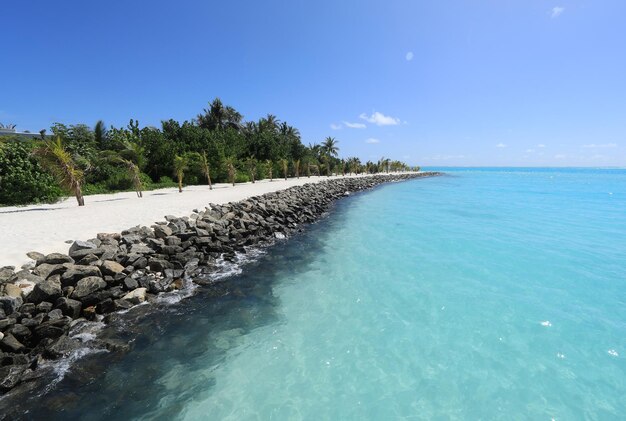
xmin=0 ymin=174 xmax=379 ymax=270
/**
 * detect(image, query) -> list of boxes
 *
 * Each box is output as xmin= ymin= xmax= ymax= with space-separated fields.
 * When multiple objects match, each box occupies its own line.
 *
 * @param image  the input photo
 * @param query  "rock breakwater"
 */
xmin=0 ymin=173 xmax=440 ymax=394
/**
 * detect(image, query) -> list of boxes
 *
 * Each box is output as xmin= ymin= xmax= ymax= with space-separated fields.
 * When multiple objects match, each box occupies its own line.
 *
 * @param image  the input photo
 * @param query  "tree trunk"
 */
xmin=75 ymin=187 xmax=85 ymax=206
xmin=178 ymin=177 xmax=183 ymax=192
xmin=207 ymin=174 xmax=212 ymax=190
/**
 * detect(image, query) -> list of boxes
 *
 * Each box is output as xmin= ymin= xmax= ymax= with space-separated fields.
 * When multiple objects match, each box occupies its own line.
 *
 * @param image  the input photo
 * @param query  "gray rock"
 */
xmin=153 ymin=224 xmax=173 ymax=239
xmin=28 ymin=277 xmax=62 ymax=304
xmin=0 ymin=333 xmax=25 ymax=353
xmin=32 ymin=263 xmax=67 ymax=279
xmin=40 ymin=253 xmax=74 ymax=265
xmin=14 ymin=270 xmax=44 ymax=284
xmin=45 ymin=335 xmax=80 ymax=358
xmin=129 ymin=244 xmax=155 ymax=255
xmin=0 ymin=266 xmax=16 ymax=283
xmin=19 ymin=302 xmax=36 ymax=314
xmin=71 ymin=276 xmax=107 ymax=299
xmin=122 ymin=277 xmax=138 ymax=291
xmin=9 ymin=324 xmax=31 ymax=340
xmin=36 ymin=301 xmax=53 ymax=313
xmin=61 ymin=264 xmax=102 ymax=287
xmin=100 ymin=260 xmax=125 ymax=276
xmin=34 ymin=322 xmax=65 ymax=339
xmin=148 ymin=259 xmax=172 ymax=272
xmin=76 ymin=254 xmax=99 ymax=266
xmin=46 ymin=309 xmax=64 ymax=321
xmin=68 ymin=240 xmax=97 ymax=256
xmin=113 ymin=299 xmax=134 ymax=311
xmin=55 ymin=297 xmax=82 ymax=319
xmin=4 ymin=283 xmax=22 ymax=298
xmin=0 ymin=364 xmax=27 ymax=392
xmin=26 ymin=251 xmax=46 ymax=261
xmin=0 ymin=296 xmax=23 ymax=314
xmin=0 ymin=318 xmax=16 ymax=330
xmin=122 ymin=287 xmax=147 ymax=304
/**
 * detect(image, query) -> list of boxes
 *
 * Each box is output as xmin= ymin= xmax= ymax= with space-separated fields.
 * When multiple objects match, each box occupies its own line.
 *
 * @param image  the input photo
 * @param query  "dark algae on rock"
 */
xmin=0 ymin=173 xmax=440 ymax=402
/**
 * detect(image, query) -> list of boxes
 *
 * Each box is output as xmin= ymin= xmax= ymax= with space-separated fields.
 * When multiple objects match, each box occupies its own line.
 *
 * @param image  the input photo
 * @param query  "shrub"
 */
xmin=235 ymin=172 xmax=250 ymax=183
xmin=0 ymin=139 xmax=64 ymax=205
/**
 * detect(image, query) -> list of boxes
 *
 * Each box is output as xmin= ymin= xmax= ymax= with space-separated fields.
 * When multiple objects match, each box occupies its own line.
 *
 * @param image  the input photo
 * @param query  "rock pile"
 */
xmin=0 ymin=172 xmax=440 ymax=393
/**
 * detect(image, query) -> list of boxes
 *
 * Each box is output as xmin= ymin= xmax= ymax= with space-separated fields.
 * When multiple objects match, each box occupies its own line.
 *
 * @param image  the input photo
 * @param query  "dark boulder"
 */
xmin=45 ymin=335 xmax=80 ymax=358
xmin=61 ymin=265 xmax=102 ymax=287
xmin=34 ymin=322 xmax=66 ymax=339
xmin=39 ymin=253 xmax=74 ymax=265
xmin=71 ymin=276 xmax=107 ymax=300
xmin=55 ymin=297 xmax=82 ymax=319
xmin=0 ymin=296 xmax=23 ymax=314
xmin=100 ymin=260 xmax=125 ymax=276
xmin=0 ymin=333 xmax=26 ymax=353
xmin=0 ymin=364 xmax=28 ymax=392
xmin=28 ymin=277 xmax=62 ymax=304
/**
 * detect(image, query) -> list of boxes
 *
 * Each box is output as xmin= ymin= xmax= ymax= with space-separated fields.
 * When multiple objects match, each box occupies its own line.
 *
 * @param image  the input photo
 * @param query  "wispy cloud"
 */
xmin=330 ymin=123 xmax=342 ymax=130
xmin=343 ymin=121 xmax=366 ymax=129
xmin=582 ymin=143 xmax=617 ymax=148
xmin=359 ymin=111 xmax=400 ymax=126
xmin=496 ymin=143 xmax=507 ymax=148
xmin=405 ymin=52 xmax=414 ymax=61
xmin=537 ymin=144 xmax=546 ymax=148
xmin=526 ymin=149 xmax=535 ymax=153
xmin=551 ymin=7 xmax=565 ymax=18
xmin=365 ymin=138 xmax=380 ymax=144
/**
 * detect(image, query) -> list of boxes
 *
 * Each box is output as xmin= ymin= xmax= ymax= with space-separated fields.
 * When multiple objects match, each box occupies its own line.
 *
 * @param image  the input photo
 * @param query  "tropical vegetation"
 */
xmin=0 ymin=99 xmax=417 ymax=206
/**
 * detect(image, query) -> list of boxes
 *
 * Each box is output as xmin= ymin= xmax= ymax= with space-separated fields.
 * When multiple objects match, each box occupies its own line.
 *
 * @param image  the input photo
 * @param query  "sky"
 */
xmin=2 ymin=0 xmax=625 ymax=167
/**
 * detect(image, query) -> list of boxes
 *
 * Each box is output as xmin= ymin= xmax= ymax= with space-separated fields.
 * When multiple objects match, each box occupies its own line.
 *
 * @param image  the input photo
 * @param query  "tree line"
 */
xmin=0 ymin=98 xmax=416 ymax=206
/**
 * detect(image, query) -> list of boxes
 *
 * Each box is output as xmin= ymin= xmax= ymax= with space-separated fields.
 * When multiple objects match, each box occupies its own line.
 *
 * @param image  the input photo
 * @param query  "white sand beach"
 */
xmin=0 ymin=175 xmax=365 ymax=270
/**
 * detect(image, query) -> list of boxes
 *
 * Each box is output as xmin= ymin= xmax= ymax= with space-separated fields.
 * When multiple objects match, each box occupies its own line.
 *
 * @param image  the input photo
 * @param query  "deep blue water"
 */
xmin=14 ymin=168 xmax=626 ymax=419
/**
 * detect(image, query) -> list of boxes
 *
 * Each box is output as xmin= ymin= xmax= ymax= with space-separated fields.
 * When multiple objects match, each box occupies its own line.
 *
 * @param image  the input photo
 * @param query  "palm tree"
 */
xmin=280 ymin=158 xmax=288 ymax=180
xmin=197 ymin=98 xmax=243 ymax=131
xmin=266 ymin=160 xmax=273 ymax=181
xmin=33 ymin=136 xmax=85 ymax=206
xmin=224 ymin=156 xmax=236 ymax=186
xmin=201 ymin=151 xmax=212 ymax=190
xmin=294 ymin=159 xmax=300 ymax=179
xmin=246 ymin=156 xmax=257 ymax=183
xmin=173 ymin=155 xmax=188 ymax=193
xmin=321 ymin=137 xmax=339 ymax=176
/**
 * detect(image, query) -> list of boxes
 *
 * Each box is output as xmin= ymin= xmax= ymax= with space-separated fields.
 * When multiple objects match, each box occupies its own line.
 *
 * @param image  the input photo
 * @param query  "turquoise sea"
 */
xmin=15 ymin=168 xmax=626 ymax=419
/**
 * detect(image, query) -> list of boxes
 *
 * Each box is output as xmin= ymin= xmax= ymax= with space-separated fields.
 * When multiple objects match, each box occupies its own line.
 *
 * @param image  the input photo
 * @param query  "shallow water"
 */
xmin=11 ymin=168 xmax=626 ymax=419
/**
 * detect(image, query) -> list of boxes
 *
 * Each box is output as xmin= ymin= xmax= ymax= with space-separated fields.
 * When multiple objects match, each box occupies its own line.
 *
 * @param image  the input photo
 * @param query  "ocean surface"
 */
xmin=10 ymin=168 xmax=626 ymax=420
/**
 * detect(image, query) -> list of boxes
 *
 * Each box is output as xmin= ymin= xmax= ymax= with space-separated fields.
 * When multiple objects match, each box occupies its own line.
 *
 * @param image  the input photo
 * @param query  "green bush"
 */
xmin=235 ymin=172 xmax=250 ymax=183
xmin=0 ymin=139 xmax=64 ymax=206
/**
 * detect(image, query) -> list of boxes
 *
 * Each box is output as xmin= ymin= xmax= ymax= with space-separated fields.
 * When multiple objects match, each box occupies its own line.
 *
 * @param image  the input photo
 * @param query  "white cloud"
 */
xmin=537 ymin=144 xmax=546 ymax=148
xmin=551 ymin=7 xmax=565 ymax=18
xmin=365 ymin=138 xmax=380 ymax=144
xmin=496 ymin=143 xmax=507 ymax=148
xmin=330 ymin=123 xmax=342 ymax=130
xmin=405 ymin=52 xmax=414 ymax=61
xmin=359 ymin=111 xmax=401 ymax=126
xmin=582 ymin=143 xmax=617 ymax=148
xmin=526 ymin=149 xmax=535 ymax=153
xmin=343 ymin=121 xmax=366 ymax=129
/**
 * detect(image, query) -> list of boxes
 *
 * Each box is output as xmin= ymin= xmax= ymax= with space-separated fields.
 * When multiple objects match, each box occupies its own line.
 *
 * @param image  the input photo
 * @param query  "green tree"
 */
xmin=33 ymin=137 xmax=85 ymax=206
xmin=246 ymin=156 xmax=257 ymax=183
xmin=224 ymin=156 xmax=237 ymax=186
xmin=173 ymin=155 xmax=188 ymax=193
xmin=201 ymin=151 xmax=212 ymax=189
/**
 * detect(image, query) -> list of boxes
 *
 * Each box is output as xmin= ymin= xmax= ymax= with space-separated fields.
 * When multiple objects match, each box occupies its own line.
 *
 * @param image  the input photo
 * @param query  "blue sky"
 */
xmin=2 ymin=0 xmax=625 ymax=166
